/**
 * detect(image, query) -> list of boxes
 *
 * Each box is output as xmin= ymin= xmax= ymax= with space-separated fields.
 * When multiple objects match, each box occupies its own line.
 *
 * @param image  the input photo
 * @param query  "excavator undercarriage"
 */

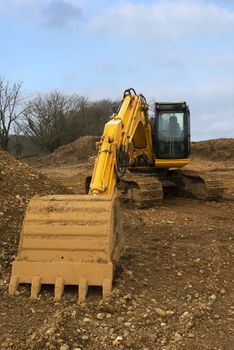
xmin=118 ymin=168 xmax=224 ymax=205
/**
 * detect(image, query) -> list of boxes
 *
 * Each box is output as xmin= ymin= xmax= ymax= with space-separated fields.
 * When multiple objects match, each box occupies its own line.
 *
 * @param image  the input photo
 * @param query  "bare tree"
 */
xmin=0 ymin=77 xmax=25 ymax=150
xmin=20 ymin=90 xmax=84 ymax=152
xmin=20 ymin=90 xmax=118 ymax=154
xmin=67 ymin=98 xmax=114 ymax=137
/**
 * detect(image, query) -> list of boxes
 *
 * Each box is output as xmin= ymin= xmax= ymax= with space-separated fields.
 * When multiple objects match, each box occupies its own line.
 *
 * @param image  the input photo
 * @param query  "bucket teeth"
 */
xmin=30 ymin=276 xmax=41 ymax=299
xmin=9 ymin=275 xmax=19 ymax=295
xmin=54 ymin=277 xmax=64 ymax=301
xmin=103 ymin=278 xmax=112 ymax=298
xmin=78 ymin=277 xmax=88 ymax=302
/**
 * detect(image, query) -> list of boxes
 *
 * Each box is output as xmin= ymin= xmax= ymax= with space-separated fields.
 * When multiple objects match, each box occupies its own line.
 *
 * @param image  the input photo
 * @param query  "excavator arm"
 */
xmin=89 ymin=88 xmax=154 ymax=196
xmin=9 ymin=89 xmax=154 ymax=301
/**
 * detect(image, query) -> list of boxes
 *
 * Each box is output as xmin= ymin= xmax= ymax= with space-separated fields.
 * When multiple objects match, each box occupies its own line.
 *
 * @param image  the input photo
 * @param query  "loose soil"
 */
xmin=0 ymin=139 xmax=234 ymax=350
xmin=191 ymin=138 xmax=234 ymax=161
xmin=0 ymin=149 xmax=71 ymax=285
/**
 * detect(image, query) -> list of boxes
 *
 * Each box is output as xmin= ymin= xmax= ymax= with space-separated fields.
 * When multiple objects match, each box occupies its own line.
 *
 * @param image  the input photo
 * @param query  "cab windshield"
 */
xmin=157 ymin=112 xmax=185 ymax=158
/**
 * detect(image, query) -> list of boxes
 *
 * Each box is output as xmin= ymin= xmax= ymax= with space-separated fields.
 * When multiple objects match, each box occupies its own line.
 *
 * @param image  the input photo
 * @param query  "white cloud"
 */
xmin=87 ymin=1 xmax=234 ymax=40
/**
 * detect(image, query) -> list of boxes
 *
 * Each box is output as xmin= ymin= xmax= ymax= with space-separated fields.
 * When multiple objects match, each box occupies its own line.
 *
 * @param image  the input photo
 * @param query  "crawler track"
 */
xmin=175 ymin=169 xmax=225 ymax=200
xmin=118 ymin=173 xmax=163 ymax=207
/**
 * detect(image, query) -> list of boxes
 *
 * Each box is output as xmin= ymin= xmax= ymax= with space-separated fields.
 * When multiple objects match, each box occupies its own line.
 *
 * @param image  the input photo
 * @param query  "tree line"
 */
xmin=0 ymin=77 xmax=118 ymax=155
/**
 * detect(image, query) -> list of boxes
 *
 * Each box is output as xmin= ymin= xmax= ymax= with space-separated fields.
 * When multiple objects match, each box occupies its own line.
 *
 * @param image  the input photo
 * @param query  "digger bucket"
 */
xmin=9 ymin=195 xmax=123 ymax=301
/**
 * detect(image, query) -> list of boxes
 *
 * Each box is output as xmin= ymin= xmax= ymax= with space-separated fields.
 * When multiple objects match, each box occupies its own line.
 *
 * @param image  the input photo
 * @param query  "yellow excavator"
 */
xmin=9 ymin=88 xmax=224 ymax=301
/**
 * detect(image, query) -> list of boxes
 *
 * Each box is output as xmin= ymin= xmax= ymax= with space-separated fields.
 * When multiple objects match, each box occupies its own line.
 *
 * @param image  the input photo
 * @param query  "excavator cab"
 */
xmin=154 ymin=102 xmax=190 ymax=168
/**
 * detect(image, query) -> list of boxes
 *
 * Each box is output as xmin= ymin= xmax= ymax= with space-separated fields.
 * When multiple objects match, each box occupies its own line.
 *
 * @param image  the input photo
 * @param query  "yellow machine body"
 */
xmin=9 ymin=89 xmax=192 ymax=300
xmin=155 ymin=158 xmax=190 ymax=168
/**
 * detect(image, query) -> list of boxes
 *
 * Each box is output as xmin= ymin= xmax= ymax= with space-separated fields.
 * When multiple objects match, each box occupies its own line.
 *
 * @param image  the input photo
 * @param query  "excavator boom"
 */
xmin=89 ymin=88 xmax=154 ymax=196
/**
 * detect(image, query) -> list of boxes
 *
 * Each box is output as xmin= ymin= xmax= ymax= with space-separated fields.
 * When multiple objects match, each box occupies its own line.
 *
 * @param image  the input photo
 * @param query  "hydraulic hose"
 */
xmin=115 ymin=144 xmax=129 ymax=180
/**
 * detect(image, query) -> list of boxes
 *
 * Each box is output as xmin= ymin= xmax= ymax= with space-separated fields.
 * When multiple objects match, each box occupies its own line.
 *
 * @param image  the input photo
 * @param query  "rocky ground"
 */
xmin=0 ymin=138 xmax=234 ymax=350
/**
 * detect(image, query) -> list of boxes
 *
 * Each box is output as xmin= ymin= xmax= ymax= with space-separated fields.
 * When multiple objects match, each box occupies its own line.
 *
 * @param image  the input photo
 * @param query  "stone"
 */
xmin=126 ymin=270 xmax=133 ymax=277
xmin=112 ymin=336 xmax=123 ymax=346
xmin=180 ymin=311 xmax=189 ymax=319
xmin=155 ymin=308 xmax=167 ymax=317
xmin=96 ymin=313 xmax=105 ymax=320
xmin=124 ymin=322 xmax=131 ymax=327
xmin=174 ymin=332 xmax=182 ymax=342
xmin=123 ymin=293 xmax=132 ymax=300
xmin=60 ymin=345 xmax=69 ymax=350
xmin=112 ymin=288 xmax=120 ymax=294
xmin=81 ymin=335 xmax=89 ymax=341
xmin=71 ymin=310 xmax=76 ymax=318
xmin=46 ymin=328 xmax=54 ymax=335
xmin=209 ymin=294 xmax=217 ymax=300
xmin=188 ymin=333 xmax=194 ymax=338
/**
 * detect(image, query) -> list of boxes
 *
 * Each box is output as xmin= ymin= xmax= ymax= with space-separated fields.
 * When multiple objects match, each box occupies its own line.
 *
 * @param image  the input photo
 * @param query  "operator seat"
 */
xmin=169 ymin=115 xmax=180 ymax=137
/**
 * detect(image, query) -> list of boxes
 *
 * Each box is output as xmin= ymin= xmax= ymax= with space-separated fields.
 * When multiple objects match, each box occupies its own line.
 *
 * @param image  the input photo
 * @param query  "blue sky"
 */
xmin=0 ymin=0 xmax=234 ymax=140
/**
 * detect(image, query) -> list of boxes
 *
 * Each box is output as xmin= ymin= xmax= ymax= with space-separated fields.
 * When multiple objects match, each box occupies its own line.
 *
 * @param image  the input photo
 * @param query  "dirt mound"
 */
xmin=0 ymin=149 xmax=71 ymax=276
xmin=192 ymin=138 xmax=234 ymax=161
xmin=23 ymin=136 xmax=99 ymax=167
xmin=0 ymin=149 xmax=70 ymax=199
xmin=53 ymin=135 xmax=99 ymax=162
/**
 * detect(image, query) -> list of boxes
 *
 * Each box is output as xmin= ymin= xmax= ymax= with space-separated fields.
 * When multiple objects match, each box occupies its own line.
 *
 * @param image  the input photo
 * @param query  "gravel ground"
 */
xmin=0 ymin=148 xmax=233 ymax=350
